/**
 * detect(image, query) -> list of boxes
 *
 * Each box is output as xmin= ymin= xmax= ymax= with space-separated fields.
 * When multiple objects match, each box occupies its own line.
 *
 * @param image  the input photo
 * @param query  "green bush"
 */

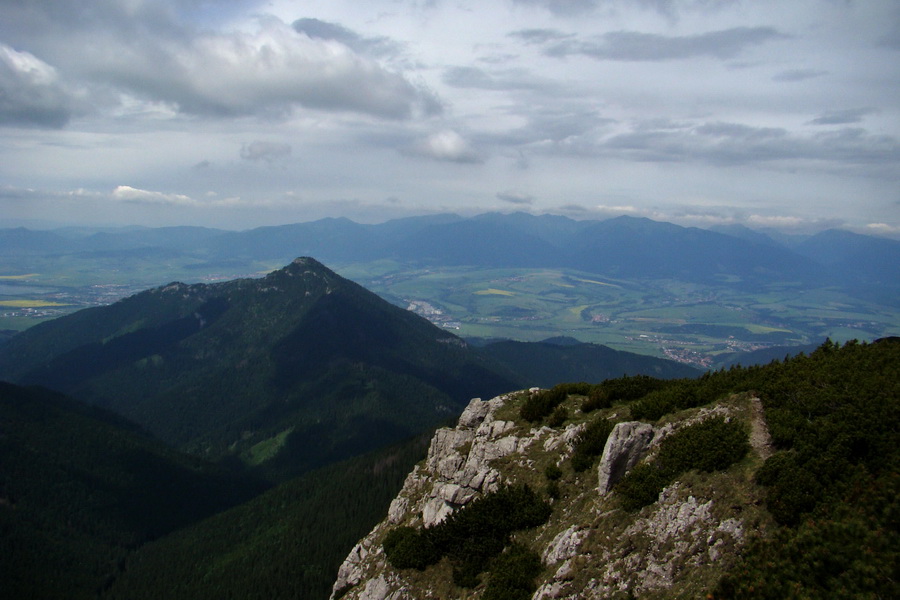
xmin=547 ymin=406 xmax=568 ymax=428
xmin=615 ymin=463 xmax=669 ymax=511
xmin=381 ymin=526 xmax=441 ymax=570
xmin=544 ymin=464 xmax=562 ymax=481
xmin=520 ymin=382 xmax=591 ymax=423
xmin=617 ymin=417 xmax=748 ymax=511
xmin=571 ymin=417 xmax=615 ymax=472
xmin=657 ymin=417 xmax=748 ymax=474
xmin=482 ymin=543 xmax=543 ymax=600
xmin=582 ymin=375 xmax=671 ymax=413
xmin=383 ymin=484 xmax=551 ymax=587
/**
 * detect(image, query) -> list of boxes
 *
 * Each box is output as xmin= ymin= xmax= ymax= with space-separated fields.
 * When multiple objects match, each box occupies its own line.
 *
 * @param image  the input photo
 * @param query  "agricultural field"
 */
xmin=339 ymin=262 xmax=900 ymax=368
xmin=2 ymin=255 xmax=898 ymax=369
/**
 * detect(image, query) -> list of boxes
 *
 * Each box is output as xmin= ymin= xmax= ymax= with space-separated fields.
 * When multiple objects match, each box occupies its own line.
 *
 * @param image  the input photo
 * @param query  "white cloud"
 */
xmin=410 ymin=130 xmax=481 ymax=163
xmin=112 ymin=185 xmax=196 ymax=205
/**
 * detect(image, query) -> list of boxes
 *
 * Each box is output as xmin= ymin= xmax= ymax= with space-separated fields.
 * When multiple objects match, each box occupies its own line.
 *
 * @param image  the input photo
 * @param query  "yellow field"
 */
xmin=474 ymin=288 xmax=515 ymax=296
xmin=569 ymin=304 xmax=589 ymax=316
xmin=0 ymin=274 xmax=39 ymax=280
xmin=571 ymin=277 xmax=620 ymax=288
xmin=0 ymin=300 xmax=69 ymax=308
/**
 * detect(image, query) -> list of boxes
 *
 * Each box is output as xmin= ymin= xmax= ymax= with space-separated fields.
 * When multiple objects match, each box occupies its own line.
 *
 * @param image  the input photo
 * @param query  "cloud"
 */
xmin=509 ymin=29 xmax=574 ymax=45
xmin=807 ymin=108 xmax=875 ymax=126
xmin=292 ymin=18 xmax=401 ymax=57
xmin=0 ymin=44 xmax=77 ymax=128
xmin=125 ymin=18 xmax=429 ymax=119
xmin=772 ymin=68 xmax=827 ymax=82
xmin=865 ymin=222 xmax=900 ymax=237
xmin=0 ymin=4 xmax=432 ymax=121
xmin=511 ymin=0 xmax=599 ymax=16
xmin=240 ymin=141 xmax=292 ymax=162
xmin=497 ymin=190 xmax=535 ymax=205
xmin=543 ymin=27 xmax=787 ymax=61
xmin=442 ymin=66 xmax=548 ymax=91
xmin=112 ymin=185 xmax=196 ymax=205
xmin=409 ymin=130 xmax=481 ymax=163
xmin=596 ymin=120 xmax=900 ymax=168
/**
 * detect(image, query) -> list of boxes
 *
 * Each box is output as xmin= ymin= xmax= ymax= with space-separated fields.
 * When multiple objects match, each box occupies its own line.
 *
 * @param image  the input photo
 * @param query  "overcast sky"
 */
xmin=1 ymin=0 xmax=898 ymax=235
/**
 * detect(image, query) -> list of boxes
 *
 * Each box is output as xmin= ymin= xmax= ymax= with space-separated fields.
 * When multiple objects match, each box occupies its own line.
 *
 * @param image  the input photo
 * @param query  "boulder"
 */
xmin=597 ymin=421 xmax=655 ymax=495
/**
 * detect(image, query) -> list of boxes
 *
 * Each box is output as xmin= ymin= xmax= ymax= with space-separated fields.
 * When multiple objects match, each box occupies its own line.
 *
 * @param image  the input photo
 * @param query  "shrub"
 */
xmin=383 ymin=484 xmax=551 ymax=586
xmin=616 ymin=462 xmax=668 ymax=511
xmin=616 ymin=417 xmax=748 ymax=511
xmin=520 ymin=383 xmax=590 ymax=423
xmin=656 ymin=417 xmax=749 ymax=474
xmin=544 ymin=464 xmax=562 ymax=481
xmin=482 ymin=543 xmax=543 ymax=600
xmin=381 ymin=526 xmax=440 ymax=570
xmin=547 ymin=406 xmax=568 ymax=428
xmin=571 ymin=417 xmax=615 ymax=472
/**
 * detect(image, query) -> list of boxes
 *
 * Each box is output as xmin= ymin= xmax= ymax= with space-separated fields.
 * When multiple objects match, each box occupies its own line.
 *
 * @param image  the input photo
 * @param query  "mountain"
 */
xmin=0 ymin=381 xmax=265 ymax=600
xmin=478 ymin=339 xmax=699 ymax=388
xmin=329 ymin=339 xmax=899 ymax=599
xmin=567 ymin=216 xmax=828 ymax=286
xmin=795 ymin=228 xmax=900 ymax=286
xmin=0 ymin=257 xmax=521 ymax=478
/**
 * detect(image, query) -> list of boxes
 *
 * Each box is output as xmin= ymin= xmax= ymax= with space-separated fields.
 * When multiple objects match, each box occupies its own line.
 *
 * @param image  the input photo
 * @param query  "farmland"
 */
xmin=1 ymin=255 xmax=898 ymax=369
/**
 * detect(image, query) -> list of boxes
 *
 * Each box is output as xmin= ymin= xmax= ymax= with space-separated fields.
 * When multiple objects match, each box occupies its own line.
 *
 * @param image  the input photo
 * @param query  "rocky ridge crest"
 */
xmin=331 ymin=389 xmax=771 ymax=600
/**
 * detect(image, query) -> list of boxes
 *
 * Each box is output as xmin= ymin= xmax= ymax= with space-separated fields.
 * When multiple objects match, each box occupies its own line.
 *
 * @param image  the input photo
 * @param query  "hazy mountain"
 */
xmin=0 ymin=381 xmax=265 ymax=600
xmin=567 ymin=216 xmax=828 ymax=286
xmin=795 ymin=228 xmax=900 ymax=286
xmin=4 ymin=213 xmax=898 ymax=294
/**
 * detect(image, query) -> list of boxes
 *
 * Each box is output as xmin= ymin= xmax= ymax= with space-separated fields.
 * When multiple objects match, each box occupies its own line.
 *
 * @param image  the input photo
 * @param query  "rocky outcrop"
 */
xmin=596 ymin=421 xmax=655 ymax=494
xmin=331 ymin=390 xmax=766 ymax=600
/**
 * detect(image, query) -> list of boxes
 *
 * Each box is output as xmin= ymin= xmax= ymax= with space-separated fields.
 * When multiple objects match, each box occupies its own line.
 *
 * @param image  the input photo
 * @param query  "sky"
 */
xmin=1 ymin=0 xmax=898 ymax=235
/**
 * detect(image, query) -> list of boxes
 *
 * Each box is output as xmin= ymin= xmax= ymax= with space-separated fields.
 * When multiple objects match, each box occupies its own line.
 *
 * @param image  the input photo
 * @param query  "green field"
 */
xmin=2 ymin=255 xmax=898 ymax=369
xmin=340 ymin=263 xmax=900 ymax=367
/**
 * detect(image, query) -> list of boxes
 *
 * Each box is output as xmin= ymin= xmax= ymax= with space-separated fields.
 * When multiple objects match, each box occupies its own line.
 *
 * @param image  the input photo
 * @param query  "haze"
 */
xmin=1 ymin=0 xmax=898 ymax=236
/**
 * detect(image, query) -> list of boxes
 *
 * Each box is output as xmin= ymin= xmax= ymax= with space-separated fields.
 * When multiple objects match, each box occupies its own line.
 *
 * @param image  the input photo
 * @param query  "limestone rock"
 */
xmin=597 ymin=421 xmax=655 ymax=495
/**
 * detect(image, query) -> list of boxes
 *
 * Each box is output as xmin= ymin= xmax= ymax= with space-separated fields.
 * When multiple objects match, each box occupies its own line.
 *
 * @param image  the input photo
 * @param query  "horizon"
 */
xmin=3 ymin=209 xmax=898 ymax=240
xmin=1 ymin=2 xmax=898 ymax=236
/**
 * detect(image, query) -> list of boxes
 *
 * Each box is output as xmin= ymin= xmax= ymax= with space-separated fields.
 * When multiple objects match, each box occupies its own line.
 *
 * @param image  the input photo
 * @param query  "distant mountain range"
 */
xmin=3 ymin=212 xmax=899 ymax=291
xmin=0 ymin=258 xmax=694 ymax=480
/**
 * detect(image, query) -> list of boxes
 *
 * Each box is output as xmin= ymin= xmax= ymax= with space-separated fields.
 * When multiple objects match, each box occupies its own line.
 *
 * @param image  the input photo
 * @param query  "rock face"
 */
xmin=596 ymin=421 xmax=655 ymax=494
xmin=331 ymin=390 xmax=767 ymax=600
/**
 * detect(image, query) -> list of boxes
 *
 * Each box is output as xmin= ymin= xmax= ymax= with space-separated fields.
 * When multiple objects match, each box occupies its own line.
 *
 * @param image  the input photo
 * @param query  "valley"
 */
xmin=4 ymin=213 xmax=898 ymax=368
xmin=5 ymin=259 xmax=894 ymax=369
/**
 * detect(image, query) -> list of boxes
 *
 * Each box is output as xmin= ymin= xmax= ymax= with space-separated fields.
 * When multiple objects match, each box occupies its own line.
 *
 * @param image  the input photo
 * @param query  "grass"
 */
xmin=0 ymin=273 xmax=39 ymax=280
xmin=474 ymin=289 xmax=516 ymax=296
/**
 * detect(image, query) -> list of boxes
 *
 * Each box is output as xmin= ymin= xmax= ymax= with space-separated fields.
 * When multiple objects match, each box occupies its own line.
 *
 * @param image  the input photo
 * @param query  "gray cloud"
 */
xmin=807 ymin=108 xmax=875 ymax=126
xmin=292 ymin=18 xmax=402 ymax=57
xmin=599 ymin=121 xmax=900 ymax=168
xmin=772 ymin=68 xmax=827 ymax=82
xmin=442 ymin=66 xmax=548 ymax=91
xmin=544 ymin=27 xmax=787 ymax=61
xmin=511 ymin=0 xmax=599 ymax=16
xmin=240 ymin=141 xmax=292 ymax=162
xmin=0 ymin=3 xmax=431 ymax=120
xmin=0 ymin=44 xmax=77 ymax=128
xmin=497 ymin=190 xmax=535 ymax=205
xmin=509 ymin=29 xmax=574 ymax=45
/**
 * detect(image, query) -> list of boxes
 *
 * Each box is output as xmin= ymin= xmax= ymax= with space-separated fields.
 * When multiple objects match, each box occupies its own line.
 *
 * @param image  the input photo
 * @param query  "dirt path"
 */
xmin=749 ymin=397 xmax=774 ymax=460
